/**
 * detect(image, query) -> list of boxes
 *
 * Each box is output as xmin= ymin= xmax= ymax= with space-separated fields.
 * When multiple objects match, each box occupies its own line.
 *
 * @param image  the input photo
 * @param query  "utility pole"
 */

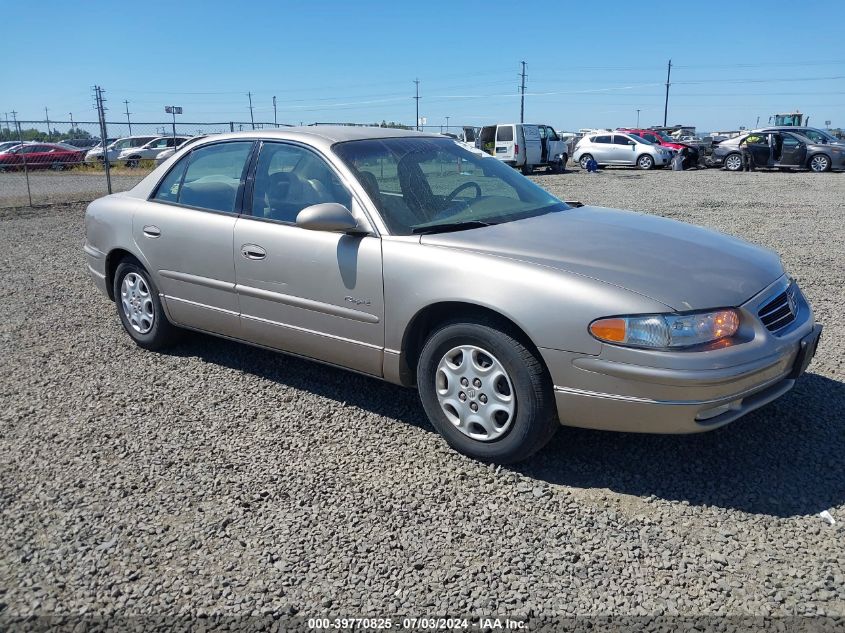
xmin=44 ymin=107 xmax=50 ymax=140
xmin=663 ymin=59 xmax=672 ymax=127
xmin=247 ymin=92 xmax=255 ymax=130
xmin=636 ymin=109 xmax=641 ymax=127
xmin=124 ymin=100 xmax=132 ymax=134
xmin=519 ymin=61 xmax=527 ymax=124
xmin=69 ymin=112 xmax=75 ymax=130
xmin=414 ymin=79 xmax=420 ymax=131
xmin=94 ymin=86 xmax=112 ymax=194
xmin=273 ymin=96 xmax=277 ymax=127
xmin=445 ymin=115 xmax=450 ymax=132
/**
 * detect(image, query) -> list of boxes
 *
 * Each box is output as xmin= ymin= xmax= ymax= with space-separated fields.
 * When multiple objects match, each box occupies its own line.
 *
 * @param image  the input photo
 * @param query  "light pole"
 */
xmin=636 ymin=109 xmax=640 ymax=127
xmin=445 ymin=116 xmax=450 ymax=132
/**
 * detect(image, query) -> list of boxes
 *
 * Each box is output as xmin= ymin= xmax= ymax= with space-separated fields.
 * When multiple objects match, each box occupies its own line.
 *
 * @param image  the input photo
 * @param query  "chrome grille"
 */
xmin=758 ymin=286 xmax=797 ymax=333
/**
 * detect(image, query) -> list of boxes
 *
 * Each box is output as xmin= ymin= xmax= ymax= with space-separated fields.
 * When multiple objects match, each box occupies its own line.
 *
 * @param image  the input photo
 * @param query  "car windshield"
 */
xmin=334 ymin=137 xmax=569 ymax=235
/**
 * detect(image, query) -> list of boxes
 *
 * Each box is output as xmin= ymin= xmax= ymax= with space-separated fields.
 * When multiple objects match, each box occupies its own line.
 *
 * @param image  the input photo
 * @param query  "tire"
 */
xmin=416 ymin=318 xmax=558 ymax=464
xmin=636 ymin=154 xmax=654 ymax=170
xmin=126 ymin=158 xmax=139 ymax=169
xmin=51 ymin=161 xmax=64 ymax=171
xmin=579 ymin=154 xmax=593 ymax=170
xmin=554 ymin=155 xmax=567 ymax=174
xmin=809 ymin=154 xmax=831 ymax=172
xmin=724 ymin=153 xmax=743 ymax=172
xmin=113 ymin=258 xmax=180 ymax=351
xmin=521 ymin=163 xmax=533 ymax=175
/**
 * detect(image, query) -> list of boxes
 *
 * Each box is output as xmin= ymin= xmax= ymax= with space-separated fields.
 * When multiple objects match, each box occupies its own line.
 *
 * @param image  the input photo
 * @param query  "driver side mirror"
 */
xmin=296 ymin=203 xmax=367 ymax=235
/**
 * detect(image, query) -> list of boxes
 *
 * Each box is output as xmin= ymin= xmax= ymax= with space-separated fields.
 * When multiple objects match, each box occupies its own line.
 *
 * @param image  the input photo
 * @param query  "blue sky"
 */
xmin=1 ymin=0 xmax=843 ymax=133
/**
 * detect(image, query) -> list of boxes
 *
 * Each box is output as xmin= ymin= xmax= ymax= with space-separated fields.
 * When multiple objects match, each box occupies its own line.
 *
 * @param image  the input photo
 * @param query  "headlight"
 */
xmin=590 ymin=309 xmax=740 ymax=349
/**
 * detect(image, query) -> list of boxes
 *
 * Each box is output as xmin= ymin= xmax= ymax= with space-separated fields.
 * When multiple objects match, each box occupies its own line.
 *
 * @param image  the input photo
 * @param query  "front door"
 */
xmin=233 ymin=141 xmax=385 ymax=376
xmin=610 ymin=134 xmax=637 ymax=164
xmin=133 ymin=140 xmax=255 ymax=338
xmin=777 ymin=133 xmax=807 ymax=167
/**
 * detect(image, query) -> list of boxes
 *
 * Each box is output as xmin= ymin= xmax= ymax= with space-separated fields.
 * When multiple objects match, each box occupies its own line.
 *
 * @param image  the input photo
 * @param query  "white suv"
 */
xmin=573 ymin=132 xmax=671 ymax=170
xmin=85 ymin=136 xmax=157 ymax=164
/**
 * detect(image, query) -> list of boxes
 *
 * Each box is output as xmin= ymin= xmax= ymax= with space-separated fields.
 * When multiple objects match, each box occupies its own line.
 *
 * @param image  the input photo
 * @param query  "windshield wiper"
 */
xmin=411 ymin=220 xmax=496 ymax=235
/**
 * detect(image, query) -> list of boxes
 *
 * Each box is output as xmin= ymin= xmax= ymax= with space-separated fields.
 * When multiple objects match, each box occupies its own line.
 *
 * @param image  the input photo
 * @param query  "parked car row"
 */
xmin=0 ymin=142 xmax=86 ymax=171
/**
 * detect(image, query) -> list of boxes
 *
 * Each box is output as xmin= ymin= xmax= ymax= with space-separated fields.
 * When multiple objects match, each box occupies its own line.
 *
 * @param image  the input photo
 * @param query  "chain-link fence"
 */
xmin=0 ymin=119 xmax=474 ymax=208
xmin=0 ymin=120 xmax=279 ymax=208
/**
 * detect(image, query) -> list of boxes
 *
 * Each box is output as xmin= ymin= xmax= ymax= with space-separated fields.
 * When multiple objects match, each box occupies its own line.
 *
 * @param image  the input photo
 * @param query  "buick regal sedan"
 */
xmin=84 ymin=127 xmax=822 ymax=463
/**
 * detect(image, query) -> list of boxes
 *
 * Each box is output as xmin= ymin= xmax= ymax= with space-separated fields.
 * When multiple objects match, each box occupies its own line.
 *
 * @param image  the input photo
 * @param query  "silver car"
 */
xmin=573 ymin=132 xmax=672 ymax=169
xmin=84 ymin=128 xmax=822 ymax=463
xmin=118 ymin=136 xmax=190 ymax=167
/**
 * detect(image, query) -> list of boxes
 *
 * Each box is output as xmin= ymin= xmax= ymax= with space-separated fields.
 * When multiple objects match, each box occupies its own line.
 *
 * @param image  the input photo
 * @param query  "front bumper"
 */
xmin=543 ymin=276 xmax=820 ymax=434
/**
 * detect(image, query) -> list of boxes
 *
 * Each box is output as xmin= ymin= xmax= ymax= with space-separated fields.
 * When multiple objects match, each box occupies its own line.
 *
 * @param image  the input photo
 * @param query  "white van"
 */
xmin=478 ymin=123 xmax=569 ymax=174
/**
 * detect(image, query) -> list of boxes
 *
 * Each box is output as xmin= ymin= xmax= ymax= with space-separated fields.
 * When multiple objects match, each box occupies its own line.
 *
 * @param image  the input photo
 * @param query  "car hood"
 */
xmin=419 ymin=207 xmax=783 ymax=311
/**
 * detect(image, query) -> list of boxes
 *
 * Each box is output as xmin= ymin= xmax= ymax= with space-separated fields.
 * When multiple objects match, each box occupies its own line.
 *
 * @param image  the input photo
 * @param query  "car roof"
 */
xmin=177 ymin=126 xmax=440 ymax=151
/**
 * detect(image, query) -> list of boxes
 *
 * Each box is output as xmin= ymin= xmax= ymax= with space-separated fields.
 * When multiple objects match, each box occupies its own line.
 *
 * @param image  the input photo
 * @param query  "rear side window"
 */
xmin=153 ymin=155 xmax=189 ymax=203
xmin=594 ymin=135 xmax=611 ymax=144
xmin=496 ymin=126 xmax=514 ymax=142
xmin=152 ymin=141 xmax=253 ymax=213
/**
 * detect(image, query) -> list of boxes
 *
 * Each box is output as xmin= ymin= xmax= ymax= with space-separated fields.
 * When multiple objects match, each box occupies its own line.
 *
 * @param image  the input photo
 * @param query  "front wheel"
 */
xmin=553 ymin=155 xmax=567 ymax=174
xmin=114 ymin=259 xmax=180 ymax=350
xmin=637 ymin=154 xmax=654 ymax=170
xmin=416 ymin=319 xmax=558 ymax=463
xmin=809 ymin=154 xmax=831 ymax=172
xmin=521 ymin=163 xmax=533 ymax=175
xmin=126 ymin=157 xmax=140 ymax=169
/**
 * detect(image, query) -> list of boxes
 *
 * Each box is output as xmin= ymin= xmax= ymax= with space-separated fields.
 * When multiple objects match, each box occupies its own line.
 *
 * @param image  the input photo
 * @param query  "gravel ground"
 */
xmin=0 ymin=171 xmax=146 ymax=208
xmin=1 ymin=168 xmax=844 ymax=628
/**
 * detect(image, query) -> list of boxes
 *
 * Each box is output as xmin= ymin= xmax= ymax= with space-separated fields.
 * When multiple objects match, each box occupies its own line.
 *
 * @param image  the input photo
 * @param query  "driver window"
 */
xmin=251 ymin=142 xmax=351 ymax=224
xmin=612 ymin=135 xmax=633 ymax=145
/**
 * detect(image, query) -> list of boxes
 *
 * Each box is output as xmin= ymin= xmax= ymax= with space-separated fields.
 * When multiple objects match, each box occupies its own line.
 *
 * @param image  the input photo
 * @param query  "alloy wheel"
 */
xmin=810 ymin=155 xmax=830 ymax=172
xmin=725 ymin=154 xmax=743 ymax=171
xmin=120 ymin=272 xmax=155 ymax=334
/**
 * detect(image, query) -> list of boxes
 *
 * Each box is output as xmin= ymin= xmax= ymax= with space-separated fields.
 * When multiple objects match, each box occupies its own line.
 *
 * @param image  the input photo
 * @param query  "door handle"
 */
xmin=241 ymin=244 xmax=266 ymax=260
xmin=142 ymin=225 xmax=161 ymax=238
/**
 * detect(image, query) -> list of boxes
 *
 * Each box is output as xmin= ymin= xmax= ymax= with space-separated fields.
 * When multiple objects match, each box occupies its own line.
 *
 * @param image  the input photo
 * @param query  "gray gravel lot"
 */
xmin=0 ymin=171 xmax=145 ymax=208
xmin=0 ymin=167 xmax=843 ymax=626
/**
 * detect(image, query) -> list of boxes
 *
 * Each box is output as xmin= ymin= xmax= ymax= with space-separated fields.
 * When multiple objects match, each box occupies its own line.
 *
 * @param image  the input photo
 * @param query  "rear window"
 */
xmin=496 ymin=126 xmax=514 ymax=142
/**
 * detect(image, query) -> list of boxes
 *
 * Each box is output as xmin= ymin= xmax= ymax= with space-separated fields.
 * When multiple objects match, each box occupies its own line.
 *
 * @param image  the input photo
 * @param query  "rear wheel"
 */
xmin=724 ymin=153 xmax=743 ymax=171
xmin=521 ymin=163 xmax=533 ymax=175
xmin=809 ymin=154 xmax=831 ymax=172
xmin=113 ymin=259 xmax=180 ymax=350
xmin=637 ymin=154 xmax=654 ymax=170
xmin=50 ymin=161 xmax=64 ymax=171
xmin=416 ymin=319 xmax=558 ymax=463
xmin=126 ymin=157 xmax=140 ymax=169
xmin=579 ymin=154 xmax=593 ymax=170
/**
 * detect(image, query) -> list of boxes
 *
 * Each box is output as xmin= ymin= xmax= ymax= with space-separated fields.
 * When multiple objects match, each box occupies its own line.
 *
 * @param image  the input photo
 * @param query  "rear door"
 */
xmin=748 ymin=133 xmax=772 ymax=167
xmin=521 ymin=124 xmax=542 ymax=166
xmin=233 ymin=141 xmax=385 ymax=376
xmin=494 ymin=125 xmax=516 ymax=162
xmin=133 ymin=140 xmax=255 ymax=338
xmin=590 ymin=135 xmax=613 ymax=162
xmin=778 ymin=132 xmax=807 ymax=167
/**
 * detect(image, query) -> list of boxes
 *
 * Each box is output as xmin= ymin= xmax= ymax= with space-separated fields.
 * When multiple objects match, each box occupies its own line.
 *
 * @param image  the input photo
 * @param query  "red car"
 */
xmin=616 ymin=128 xmax=700 ymax=166
xmin=0 ymin=143 xmax=85 ymax=171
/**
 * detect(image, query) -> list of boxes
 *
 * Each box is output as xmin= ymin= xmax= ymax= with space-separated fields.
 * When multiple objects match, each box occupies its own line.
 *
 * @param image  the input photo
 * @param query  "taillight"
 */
xmin=515 ymin=144 xmax=519 ymax=155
